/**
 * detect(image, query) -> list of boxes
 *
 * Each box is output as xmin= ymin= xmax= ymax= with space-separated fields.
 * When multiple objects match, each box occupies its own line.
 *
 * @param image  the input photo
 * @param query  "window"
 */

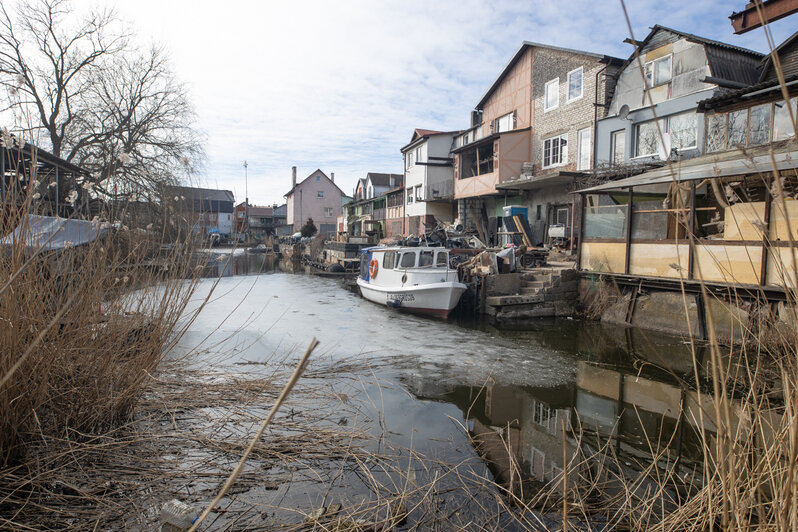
xmin=668 ymin=111 xmax=698 ymax=150
xmin=749 ymin=103 xmax=772 ymax=146
xmin=611 ymin=130 xmax=625 ymax=165
xmin=635 ymin=119 xmax=665 ymax=157
xmin=237 ymin=211 xmax=245 ymax=219
xmin=317 ymin=190 xmax=324 ymax=198
xmin=493 ymin=111 xmax=515 ymax=133
xmin=209 ymin=213 xmax=217 ymax=222
xmin=436 ymin=250 xmax=448 ymax=267
xmin=419 ymin=250 xmax=433 ymax=267
xmin=542 ymin=134 xmax=568 ymax=168
xmin=316 ymin=176 xmax=321 ymax=181
xmin=728 ymin=109 xmax=748 ymax=147
xmin=536 ymin=204 xmax=542 ymax=220
xmin=399 ymin=251 xmax=416 ymax=268
xmin=324 ymin=207 xmax=333 ymax=217
xmin=706 ymin=113 xmax=727 ymax=152
xmin=544 ymin=78 xmax=559 ymax=111
xmin=383 ymin=251 xmax=396 ymax=269
xmin=415 ymin=146 xmax=423 ymax=163
xmin=406 ymin=188 xmax=413 ymax=204
xmin=406 ymin=150 xmax=415 ymax=169
xmin=644 ymin=55 xmax=672 ymax=87
xmin=567 ymin=67 xmax=583 ymax=102
xmin=414 ymin=185 xmax=422 ymax=201
xmin=577 ymin=127 xmax=591 ymax=170
xmin=774 ymin=98 xmax=797 ymax=140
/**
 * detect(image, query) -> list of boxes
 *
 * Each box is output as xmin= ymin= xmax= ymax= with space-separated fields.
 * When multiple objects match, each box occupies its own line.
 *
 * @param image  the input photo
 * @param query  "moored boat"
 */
xmin=356 ymin=246 xmax=467 ymax=317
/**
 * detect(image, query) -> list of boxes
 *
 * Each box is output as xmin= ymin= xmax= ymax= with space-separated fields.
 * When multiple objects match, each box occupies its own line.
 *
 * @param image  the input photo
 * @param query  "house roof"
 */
xmin=166 ymin=185 xmax=234 ymax=203
xmin=247 ymin=206 xmax=273 ymax=216
xmin=759 ymin=30 xmax=798 ymax=83
xmin=283 ymin=169 xmax=346 ymax=197
xmin=577 ymin=148 xmax=798 ymax=193
xmin=475 ymin=42 xmax=623 ymax=110
xmin=401 ymin=128 xmax=461 ymax=151
xmin=615 ymin=25 xmax=764 ymax=87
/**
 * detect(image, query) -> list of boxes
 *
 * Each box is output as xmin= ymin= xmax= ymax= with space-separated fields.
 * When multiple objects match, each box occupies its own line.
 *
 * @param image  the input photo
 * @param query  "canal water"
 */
xmin=176 ymin=250 xmax=714 ymax=527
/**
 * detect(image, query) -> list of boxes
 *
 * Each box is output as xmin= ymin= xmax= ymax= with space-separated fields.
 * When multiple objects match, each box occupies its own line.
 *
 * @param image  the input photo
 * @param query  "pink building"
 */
xmin=284 ymin=167 xmax=347 ymax=237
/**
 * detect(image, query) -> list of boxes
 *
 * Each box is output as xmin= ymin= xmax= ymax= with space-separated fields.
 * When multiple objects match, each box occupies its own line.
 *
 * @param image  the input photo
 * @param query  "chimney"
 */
xmin=291 ymin=166 xmax=297 ymax=188
xmin=330 ymin=172 xmax=335 ymax=182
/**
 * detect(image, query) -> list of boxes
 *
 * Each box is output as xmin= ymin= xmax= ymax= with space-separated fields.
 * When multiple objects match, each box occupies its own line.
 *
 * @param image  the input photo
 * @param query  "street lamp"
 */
xmin=243 ymin=160 xmax=249 ymax=238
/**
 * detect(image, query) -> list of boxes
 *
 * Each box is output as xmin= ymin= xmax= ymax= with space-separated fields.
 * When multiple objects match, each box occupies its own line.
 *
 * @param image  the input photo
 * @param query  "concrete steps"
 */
xmin=485 ymin=265 xmax=578 ymax=320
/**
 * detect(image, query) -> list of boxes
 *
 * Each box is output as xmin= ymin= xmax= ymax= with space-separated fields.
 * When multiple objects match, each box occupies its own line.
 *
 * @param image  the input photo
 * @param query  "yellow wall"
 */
xmin=724 ymin=202 xmax=766 ymax=241
xmin=580 ymin=242 xmax=625 ymax=273
xmin=770 ymin=198 xmax=798 ymax=241
xmin=694 ymin=244 xmax=762 ymax=285
xmin=766 ymin=247 xmax=798 ymax=288
xmin=629 ymin=243 xmax=689 ymax=278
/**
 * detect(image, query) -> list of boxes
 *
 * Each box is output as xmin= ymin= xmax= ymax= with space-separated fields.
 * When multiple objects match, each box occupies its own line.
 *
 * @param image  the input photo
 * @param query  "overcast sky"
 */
xmin=101 ymin=1 xmax=797 ymax=205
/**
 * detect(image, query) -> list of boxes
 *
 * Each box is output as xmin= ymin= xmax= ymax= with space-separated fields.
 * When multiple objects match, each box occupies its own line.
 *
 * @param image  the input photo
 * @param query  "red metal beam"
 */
xmin=730 ymin=0 xmax=798 ymax=34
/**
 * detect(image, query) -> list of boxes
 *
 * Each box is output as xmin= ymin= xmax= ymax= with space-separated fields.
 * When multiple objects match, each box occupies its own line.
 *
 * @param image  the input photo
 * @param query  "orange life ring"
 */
xmin=368 ymin=258 xmax=379 ymax=278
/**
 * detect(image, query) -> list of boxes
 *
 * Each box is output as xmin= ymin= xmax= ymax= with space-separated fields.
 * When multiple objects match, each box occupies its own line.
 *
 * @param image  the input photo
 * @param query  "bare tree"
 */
xmin=0 ymin=0 xmax=203 ymax=199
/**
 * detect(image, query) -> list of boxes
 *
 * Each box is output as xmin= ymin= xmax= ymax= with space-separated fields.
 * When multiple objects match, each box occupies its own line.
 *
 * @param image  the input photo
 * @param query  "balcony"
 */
xmin=424 ymin=180 xmax=454 ymax=200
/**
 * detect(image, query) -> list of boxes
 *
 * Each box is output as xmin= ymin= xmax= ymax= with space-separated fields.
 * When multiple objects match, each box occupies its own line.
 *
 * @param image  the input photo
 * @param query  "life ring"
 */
xmin=368 ymin=258 xmax=379 ymax=278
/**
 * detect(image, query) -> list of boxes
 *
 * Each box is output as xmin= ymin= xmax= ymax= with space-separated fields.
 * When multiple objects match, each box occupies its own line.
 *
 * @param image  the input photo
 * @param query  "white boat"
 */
xmin=356 ymin=246 xmax=467 ymax=318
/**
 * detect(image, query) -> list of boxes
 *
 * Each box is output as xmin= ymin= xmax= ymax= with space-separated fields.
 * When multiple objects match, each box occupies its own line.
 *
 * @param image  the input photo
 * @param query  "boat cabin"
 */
xmin=359 ymin=247 xmax=452 ymax=281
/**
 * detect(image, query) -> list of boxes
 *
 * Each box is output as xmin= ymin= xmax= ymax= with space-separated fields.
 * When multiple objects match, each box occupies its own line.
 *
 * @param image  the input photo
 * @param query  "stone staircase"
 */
xmin=485 ymin=266 xmax=578 ymax=320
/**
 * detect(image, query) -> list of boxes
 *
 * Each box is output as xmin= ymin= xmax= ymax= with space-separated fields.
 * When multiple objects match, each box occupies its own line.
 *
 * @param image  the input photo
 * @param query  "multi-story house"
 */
xmin=346 ymin=173 xmax=402 ymax=239
xmin=385 ymin=186 xmax=405 ymax=237
xmin=401 ymin=129 xmax=458 ymax=235
xmin=576 ymin=28 xmax=797 ymax=321
xmin=284 ymin=166 xmax=346 ymax=237
xmin=452 ymin=42 xmax=621 ymax=246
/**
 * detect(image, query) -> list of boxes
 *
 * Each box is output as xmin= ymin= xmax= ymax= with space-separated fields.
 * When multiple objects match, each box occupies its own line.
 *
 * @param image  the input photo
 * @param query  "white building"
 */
xmin=401 ymin=129 xmax=459 ymax=235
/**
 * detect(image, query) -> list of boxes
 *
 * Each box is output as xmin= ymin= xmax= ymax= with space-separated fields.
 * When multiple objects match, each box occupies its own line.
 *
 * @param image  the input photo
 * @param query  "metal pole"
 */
xmin=243 ymin=160 xmax=249 ymax=237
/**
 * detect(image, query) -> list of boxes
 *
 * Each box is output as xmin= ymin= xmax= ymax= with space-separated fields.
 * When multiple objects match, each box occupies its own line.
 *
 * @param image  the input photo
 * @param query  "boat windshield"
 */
xmin=399 ymin=251 xmax=416 ymax=268
xmin=383 ymin=251 xmax=396 ymax=269
xmin=419 ymin=250 xmax=434 ymax=267
xmin=436 ymin=250 xmax=449 ymax=267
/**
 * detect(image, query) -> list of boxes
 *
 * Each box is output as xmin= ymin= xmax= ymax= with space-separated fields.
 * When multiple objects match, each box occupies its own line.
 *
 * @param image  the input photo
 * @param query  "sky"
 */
xmin=94 ymin=1 xmax=798 ymax=205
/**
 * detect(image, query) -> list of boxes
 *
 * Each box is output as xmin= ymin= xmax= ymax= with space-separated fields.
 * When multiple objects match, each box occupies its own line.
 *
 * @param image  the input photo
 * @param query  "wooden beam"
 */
xmin=730 ymin=0 xmax=798 ymax=34
xmin=688 ymin=181 xmax=696 ymax=280
xmin=759 ymin=179 xmax=773 ymax=286
xmin=624 ymin=188 xmax=633 ymax=275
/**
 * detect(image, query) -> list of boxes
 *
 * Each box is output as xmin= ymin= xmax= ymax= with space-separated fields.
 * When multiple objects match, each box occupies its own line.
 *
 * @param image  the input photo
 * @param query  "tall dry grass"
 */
xmin=0 ymin=140 xmax=212 ymax=468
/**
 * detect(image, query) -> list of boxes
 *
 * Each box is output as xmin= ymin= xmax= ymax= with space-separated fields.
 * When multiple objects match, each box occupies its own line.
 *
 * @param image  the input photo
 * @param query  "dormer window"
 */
xmin=644 ymin=55 xmax=672 ymax=87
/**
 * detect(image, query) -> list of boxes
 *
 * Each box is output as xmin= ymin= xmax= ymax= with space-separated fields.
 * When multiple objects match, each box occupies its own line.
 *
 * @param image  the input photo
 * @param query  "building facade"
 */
xmin=284 ymin=167 xmax=346 ymax=237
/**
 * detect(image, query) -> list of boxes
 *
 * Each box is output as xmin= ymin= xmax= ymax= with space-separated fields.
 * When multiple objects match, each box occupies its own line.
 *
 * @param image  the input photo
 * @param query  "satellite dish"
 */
xmin=657 ymin=133 xmax=672 ymax=161
xmin=618 ymin=104 xmax=630 ymax=121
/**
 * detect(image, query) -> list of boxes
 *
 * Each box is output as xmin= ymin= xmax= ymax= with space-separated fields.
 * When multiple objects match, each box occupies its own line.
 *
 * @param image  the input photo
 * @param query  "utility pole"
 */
xmin=243 ymin=160 xmax=249 ymax=238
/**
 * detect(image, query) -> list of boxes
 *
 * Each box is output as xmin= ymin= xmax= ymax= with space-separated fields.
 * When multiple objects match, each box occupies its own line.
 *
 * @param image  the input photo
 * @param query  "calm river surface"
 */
xmin=174 ymin=250 xmax=712 ymax=527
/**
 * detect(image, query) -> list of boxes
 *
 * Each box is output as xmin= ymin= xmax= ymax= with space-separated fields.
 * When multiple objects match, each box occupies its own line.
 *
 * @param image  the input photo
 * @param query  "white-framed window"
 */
xmin=577 ymin=127 xmax=591 ymax=170
xmin=644 ymin=55 xmax=672 ymax=87
xmin=493 ymin=111 xmax=515 ymax=133
xmin=634 ymin=112 xmax=697 ymax=158
xmin=237 ymin=211 xmax=245 ymax=219
xmin=414 ymin=185 xmax=422 ymax=201
xmin=367 ymin=185 xmax=373 ymax=199
xmin=567 ymin=67 xmax=583 ymax=102
xmin=415 ymin=146 xmax=423 ymax=163
xmin=611 ymin=129 xmax=626 ymax=165
xmin=406 ymin=188 xmax=413 ymax=204
xmin=324 ymin=207 xmax=333 ymax=217
xmin=542 ymin=133 xmax=568 ymax=168
xmin=317 ymin=190 xmax=324 ymax=198
xmin=544 ymin=78 xmax=559 ymax=112
xmin=406 ymin=150 xmax=415 ymax=169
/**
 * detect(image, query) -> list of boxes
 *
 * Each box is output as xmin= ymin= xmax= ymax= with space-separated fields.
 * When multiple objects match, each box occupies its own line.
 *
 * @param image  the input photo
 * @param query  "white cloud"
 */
xmin=98 ymin=0 xmax=798 ymax=204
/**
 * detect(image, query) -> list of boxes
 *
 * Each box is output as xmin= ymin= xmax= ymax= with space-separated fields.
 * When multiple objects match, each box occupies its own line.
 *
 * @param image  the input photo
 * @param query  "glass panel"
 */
xmin=748 ymin=103 xmax=771 ymax=146
xmin=419 ymin=250 xmax=434 ymax=267
xmin=436 ymin=251 xmax=448 ymax=267
xmin=655 ymin=57 xmax=671 ymax=84
xmin=399 ymin=252 xmax=416 ymax=268
xmin=773 ymin=97 xmax=796 ymax=141
xmin=545 ymin=79 xmax=558 ymax=109
xmin=568 ymin=69 xmax=582 ymax=100
xmin=668 ymin=112 xmax=697 ymax=150
xmin=577 ymin=128 xmax=591 ymax=170
xmin=706 ymin=114 xmax=726 ymax=152
xmin=383 ymin=251 xmax=396 ymax=270
xmin=728 ymin=109 xmax=748 ymax=147
xmin=632 ymin=199 xmax=668 ymax=240
xmin=635 ymin=120 xmax=662 ymax=157
xmin=583 ymin=195 xmax=627 ymax=239
xmin=612 ymin=130 xmax=625 ymax=165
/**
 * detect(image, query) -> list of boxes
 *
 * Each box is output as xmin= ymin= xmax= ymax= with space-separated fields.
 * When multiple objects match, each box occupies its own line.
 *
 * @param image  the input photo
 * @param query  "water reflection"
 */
xmin=198 ymin=248 xmax=279 ymax=277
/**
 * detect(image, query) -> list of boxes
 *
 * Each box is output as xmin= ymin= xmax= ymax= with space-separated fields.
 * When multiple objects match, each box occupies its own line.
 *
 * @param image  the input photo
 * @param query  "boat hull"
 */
xmin=356 ymin=278 xmax=467 ymax=318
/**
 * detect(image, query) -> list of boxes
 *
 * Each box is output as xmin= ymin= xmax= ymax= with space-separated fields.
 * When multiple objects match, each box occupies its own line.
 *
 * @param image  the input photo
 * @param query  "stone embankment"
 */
xmin=484 ymin=266 xmax=579 ymax=320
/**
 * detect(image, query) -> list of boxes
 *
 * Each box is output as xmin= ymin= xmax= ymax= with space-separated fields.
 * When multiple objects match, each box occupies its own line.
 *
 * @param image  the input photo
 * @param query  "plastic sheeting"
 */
xmin=0 ymin=215 xmax=109 ymax=252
